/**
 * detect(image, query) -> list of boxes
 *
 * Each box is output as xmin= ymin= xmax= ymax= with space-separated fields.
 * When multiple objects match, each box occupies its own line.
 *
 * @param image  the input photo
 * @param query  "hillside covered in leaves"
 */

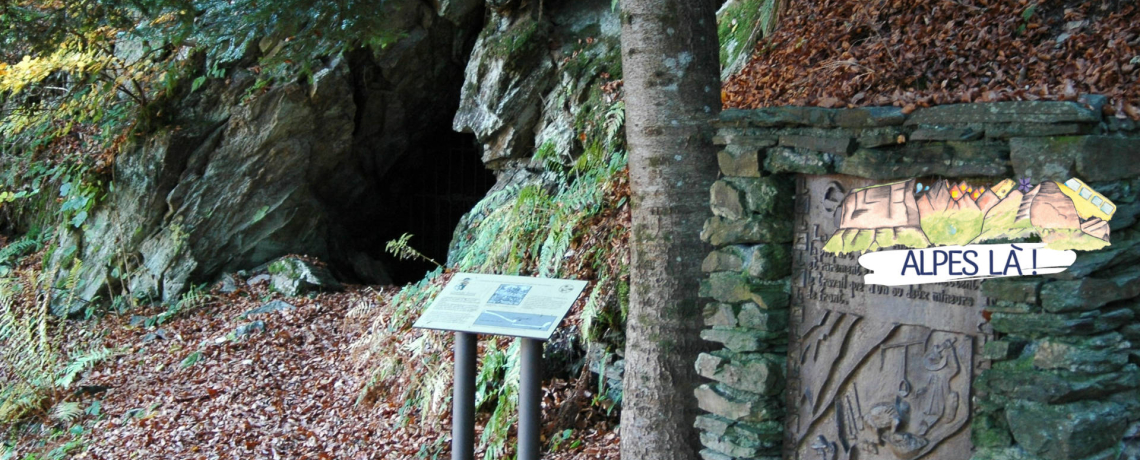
xmin=1 ymin=0 xmax=634 ymax=458
xmin=724 ymin=0 xmax=1140 ymax=119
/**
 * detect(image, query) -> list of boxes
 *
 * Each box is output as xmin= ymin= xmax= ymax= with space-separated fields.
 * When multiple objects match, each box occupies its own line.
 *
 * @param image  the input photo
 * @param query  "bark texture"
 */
xmin=618 ymin=0 xmax=722 ymax=458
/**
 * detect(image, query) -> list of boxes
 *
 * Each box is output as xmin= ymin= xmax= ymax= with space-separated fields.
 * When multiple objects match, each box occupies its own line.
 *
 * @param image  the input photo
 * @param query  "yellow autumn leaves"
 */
xmin=0 ymin=43 xmax=107 ymax=95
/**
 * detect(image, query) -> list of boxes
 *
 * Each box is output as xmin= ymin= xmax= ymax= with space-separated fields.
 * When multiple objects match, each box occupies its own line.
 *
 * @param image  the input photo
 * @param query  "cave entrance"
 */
xmin=376 ymin=130 xmax=495 ymax=284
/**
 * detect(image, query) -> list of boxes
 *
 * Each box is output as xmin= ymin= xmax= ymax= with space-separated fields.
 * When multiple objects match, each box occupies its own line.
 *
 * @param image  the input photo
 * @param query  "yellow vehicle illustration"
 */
xmin=1058 ymin=178 xmax=1116 ymax=221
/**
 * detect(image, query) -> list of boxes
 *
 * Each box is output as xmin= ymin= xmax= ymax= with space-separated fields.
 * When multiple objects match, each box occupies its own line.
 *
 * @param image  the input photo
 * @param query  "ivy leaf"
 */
xmin=1021 ymin=4 xmax=1038 ymax=22
xmin=180 ymin=351 xmax=202 ymax=369
xmin=86 ymin=400 xmax=101 ymax=417
xmin=70 ymin=210 xmax=88 ymax=228
xmin=191 ymin=76 xmax=206 ymax=93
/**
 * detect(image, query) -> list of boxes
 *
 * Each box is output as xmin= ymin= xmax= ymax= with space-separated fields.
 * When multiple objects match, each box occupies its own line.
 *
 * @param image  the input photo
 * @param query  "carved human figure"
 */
xmin=915 ymin=338 xmax=961 ymax=436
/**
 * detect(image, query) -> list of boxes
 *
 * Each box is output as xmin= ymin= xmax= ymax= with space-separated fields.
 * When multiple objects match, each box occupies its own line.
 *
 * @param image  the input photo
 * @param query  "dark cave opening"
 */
xmin=326 ymin=128 xmax=495 ymax=287
xmin=317 ymin=22 xmax=492 ymax=288
xmin=374 ymin=130 xmax=495 ymax=284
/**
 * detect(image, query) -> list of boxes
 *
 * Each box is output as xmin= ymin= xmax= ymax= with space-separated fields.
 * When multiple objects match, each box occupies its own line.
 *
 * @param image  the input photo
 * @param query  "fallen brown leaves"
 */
xmin=74 ymin=286 xmax=413 ymax=459
xmin=3 ymin=279 xmax=622 ymax=459
xmin=724 ymin=0 xmax=1140 ymax=119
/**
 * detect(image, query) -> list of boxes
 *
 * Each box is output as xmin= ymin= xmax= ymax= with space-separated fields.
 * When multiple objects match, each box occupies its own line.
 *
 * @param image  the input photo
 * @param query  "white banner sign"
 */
xmin=859 ymin=243 xmax=1076 ymax=286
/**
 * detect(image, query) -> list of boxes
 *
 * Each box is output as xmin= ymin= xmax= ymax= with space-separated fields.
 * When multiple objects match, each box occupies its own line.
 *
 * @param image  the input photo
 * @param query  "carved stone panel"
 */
xmin=787 ymin=175 xmax=993 ymax=460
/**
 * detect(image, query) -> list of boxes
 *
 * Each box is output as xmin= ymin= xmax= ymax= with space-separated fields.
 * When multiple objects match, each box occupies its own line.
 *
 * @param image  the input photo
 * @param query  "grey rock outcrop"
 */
xmin=268 ymin=257 xmax=342 ymax=297
xmin=452 ymin=0 xmax=621 ymax=169
xmin=50 ymin=0 xmax=482 ymax=312
xmin=447 ymin=0 xmax=623 ymax=263
xmin=53 ymin=63 xmax=354 ymax=311
xmin=453 ymin=14 xmax=556 ymax=167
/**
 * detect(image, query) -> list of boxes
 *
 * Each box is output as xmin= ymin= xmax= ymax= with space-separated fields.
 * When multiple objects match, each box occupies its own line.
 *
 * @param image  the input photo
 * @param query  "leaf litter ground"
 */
xmin=4 ymin=277 xmax=619 ymax=459
xmin=724 ymin=0 xmax=1140 ymax=119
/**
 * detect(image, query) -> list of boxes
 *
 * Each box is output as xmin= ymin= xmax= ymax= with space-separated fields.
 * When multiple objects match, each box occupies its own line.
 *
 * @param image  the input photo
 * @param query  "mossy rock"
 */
xmin=717 ymin=0 xmax=778 ymax=79
xmin=267 ymin=257 xmax=342 ymax=297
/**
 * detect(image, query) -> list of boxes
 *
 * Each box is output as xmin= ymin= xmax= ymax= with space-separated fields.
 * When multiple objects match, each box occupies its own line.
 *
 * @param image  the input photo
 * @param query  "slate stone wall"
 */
xmin=696 ymin=99 xmax=1140 ymax=460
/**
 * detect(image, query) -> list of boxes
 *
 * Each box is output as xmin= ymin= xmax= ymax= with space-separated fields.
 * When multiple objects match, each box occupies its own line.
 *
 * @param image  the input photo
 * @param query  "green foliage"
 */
xmin=138 ymin=283 xmax=211 ymax=328
xmin=603 ymin=101 xmax=625 ymax=144
xmin=0 ymin=245 xmax=115 ymax=426
xmin=56 ymin=179 xmax=99 ymax=229
xmin=179 ymin=351 xmax=201 ymax=369
xmin=717 ymin=0 xmax=781 ymax=67
xmin=55 ymin=347 xmax=115 ymax=389
xmin=0 ymin=424 xmax=87 ymax=460
xmin=0 ymin=234 xmax=41 ymax=268
xmin=479 ymin=341 xmax=520 ymax=459
xmin=549 ymin=428 xmax=579 ymax=451
xmin=0 ymin=278 xmax=56 ymax=423
xmin=385 ymin=233 xmax=442 ymax=268
xmin=479 ymin=15 xmax=548 ymax=75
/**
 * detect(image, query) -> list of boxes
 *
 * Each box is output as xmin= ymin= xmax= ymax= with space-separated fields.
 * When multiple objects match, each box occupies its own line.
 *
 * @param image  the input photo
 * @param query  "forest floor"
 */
xmin=2 ymin=277 xmax=621 ymax=459
xmin=724 ymin=0 xmax=1139 ymax=118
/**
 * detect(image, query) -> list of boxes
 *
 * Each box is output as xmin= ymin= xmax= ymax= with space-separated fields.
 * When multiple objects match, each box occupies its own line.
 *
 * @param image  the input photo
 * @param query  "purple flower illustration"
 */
xmin=1018 ymin=177 xmax=1033 ymax=193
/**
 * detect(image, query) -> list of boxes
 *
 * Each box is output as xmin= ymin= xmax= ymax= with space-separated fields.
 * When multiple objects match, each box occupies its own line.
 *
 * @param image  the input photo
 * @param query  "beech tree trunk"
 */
xmin=618 ymin=0 xmax=722 ymax=458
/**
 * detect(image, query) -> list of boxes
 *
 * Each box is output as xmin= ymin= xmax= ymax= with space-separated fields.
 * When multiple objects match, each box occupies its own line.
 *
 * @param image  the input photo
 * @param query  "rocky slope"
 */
xmin=48 ymin=0 xmax=484 ymax=312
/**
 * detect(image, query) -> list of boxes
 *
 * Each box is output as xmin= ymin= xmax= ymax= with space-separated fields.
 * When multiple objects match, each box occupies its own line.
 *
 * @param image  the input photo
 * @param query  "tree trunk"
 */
xmin=618 ymin=0 xmax=722 ymax=458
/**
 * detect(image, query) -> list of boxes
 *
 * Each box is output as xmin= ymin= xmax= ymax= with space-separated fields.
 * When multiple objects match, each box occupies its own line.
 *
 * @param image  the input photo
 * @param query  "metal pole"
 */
xmin=452 ymin=332 xmax=476 ymax=460
xmin=518 ymin=338 xmax=543 ymax=460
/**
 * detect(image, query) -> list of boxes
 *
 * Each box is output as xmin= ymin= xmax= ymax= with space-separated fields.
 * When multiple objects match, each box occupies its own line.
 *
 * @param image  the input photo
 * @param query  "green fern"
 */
xmin=354 ymin=147 xmax=629 ymax=459
xmin=0 ymin=236 xmax=40 ymax=265
xmin=603 ymin=100 xmax=625 ymax=144
xmin=0 ymin=265 xmax=115 ymax=424
xmin=55 ymin=347 xmax=117 ymax=388
xmin=385 ymin=233 xmax=442 ymax=268
xmin=49 ymin=401 xmax=83 ymax=423
xmin=0 ymin=277 xmax=58 ymax=422
xmin=151 ymin=283 xmax=212 ymax=326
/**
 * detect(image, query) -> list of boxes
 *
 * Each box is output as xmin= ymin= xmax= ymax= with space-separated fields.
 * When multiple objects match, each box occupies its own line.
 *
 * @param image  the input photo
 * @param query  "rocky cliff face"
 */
xmin=452 ymin=0 xmax=622 ymax=170
xmin=51 ymin=0 xmax=631 ymax=311
xmin=52 ymin=0 xmax=483 ymax=311
xmin=445 ymin=0 xmax=624 ymax=265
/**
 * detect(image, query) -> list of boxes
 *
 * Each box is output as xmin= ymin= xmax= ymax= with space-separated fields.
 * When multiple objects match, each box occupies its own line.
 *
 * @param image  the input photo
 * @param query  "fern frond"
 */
xmin=50 ymin=401 xmax=83 ymax=423
xmin=385 ymin=233 xmax=441 ymax=268
xmin=0 ymin=237 xmax=39 ymax=265
xmin=56 ymin=347 xmax=117 ymax=388
xmin=62 ymin=257 xmax=83 ymax=311
xmin=603 ymin=100 xmax=625 ymax=142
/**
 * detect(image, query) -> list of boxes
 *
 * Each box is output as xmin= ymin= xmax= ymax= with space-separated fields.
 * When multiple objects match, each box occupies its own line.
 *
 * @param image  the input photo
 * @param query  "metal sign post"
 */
xmin=518 ymin=338 xmax=542 ymax=460
xmin=452 ymin=332 xmax=476 ymax=460
xmin=413 ymin=273 xmax=588 ymax=460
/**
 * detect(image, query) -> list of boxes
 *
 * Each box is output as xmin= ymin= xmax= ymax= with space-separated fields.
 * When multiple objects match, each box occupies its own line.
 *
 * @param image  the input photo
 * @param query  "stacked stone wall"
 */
xmin=696 ymin=98 xmax=1140 ymax=460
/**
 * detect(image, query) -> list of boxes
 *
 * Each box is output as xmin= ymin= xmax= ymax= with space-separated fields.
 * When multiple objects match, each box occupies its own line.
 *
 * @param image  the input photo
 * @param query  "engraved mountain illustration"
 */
xmin=822 ymin=179 xmax=931 ymax=254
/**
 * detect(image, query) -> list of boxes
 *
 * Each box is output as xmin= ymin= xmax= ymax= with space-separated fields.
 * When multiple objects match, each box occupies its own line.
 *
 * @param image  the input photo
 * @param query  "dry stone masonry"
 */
xmin=696 ymin=99 xmax=1140 ymax=460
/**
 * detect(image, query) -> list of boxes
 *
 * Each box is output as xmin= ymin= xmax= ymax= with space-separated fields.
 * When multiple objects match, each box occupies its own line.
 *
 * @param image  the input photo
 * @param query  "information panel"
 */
xmin=412 ymin=273 xmax=588 ymax=340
